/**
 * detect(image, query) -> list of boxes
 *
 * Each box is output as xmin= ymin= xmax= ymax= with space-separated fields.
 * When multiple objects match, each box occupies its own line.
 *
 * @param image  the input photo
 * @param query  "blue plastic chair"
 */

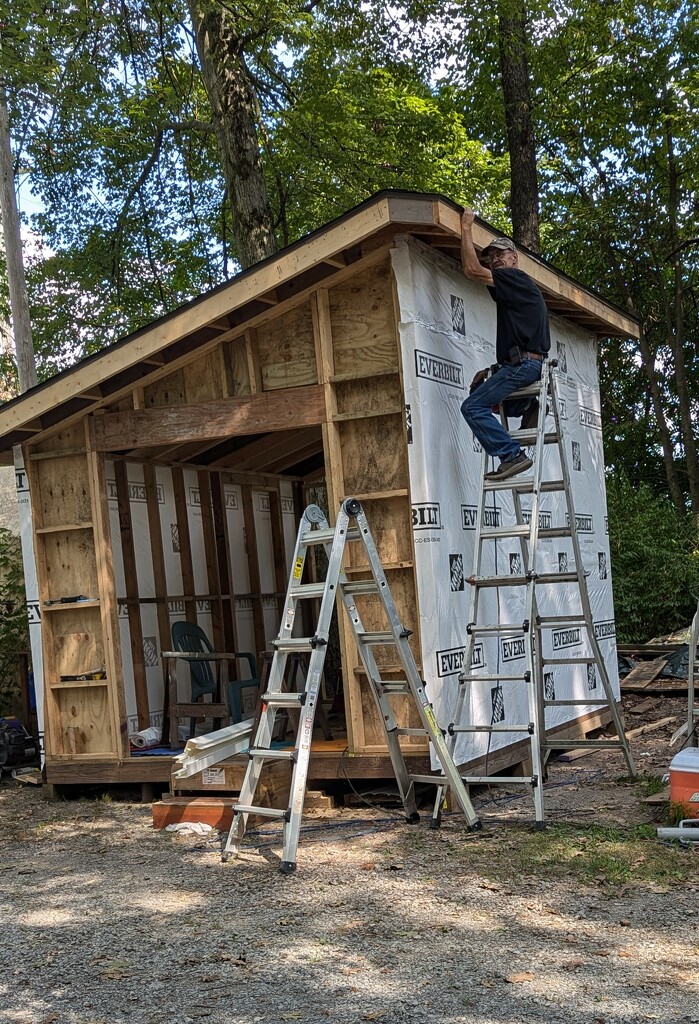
xmin=170 ymin=621 xmax=259 ymax=733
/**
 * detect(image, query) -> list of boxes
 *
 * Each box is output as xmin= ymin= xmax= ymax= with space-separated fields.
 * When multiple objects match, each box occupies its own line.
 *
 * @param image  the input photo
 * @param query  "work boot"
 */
xmin=485 ymin=451 xmax=533 ymax=481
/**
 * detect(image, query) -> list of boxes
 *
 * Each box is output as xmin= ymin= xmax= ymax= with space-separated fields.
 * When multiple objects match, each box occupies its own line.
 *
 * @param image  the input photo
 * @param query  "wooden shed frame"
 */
xmin=0 ymin=191 xmax=639 ymax=789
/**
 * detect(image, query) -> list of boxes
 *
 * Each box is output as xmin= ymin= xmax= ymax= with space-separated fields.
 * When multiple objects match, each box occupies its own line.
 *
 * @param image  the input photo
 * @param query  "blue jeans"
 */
xmin=461 ymin=359 xmax=543 ymax=461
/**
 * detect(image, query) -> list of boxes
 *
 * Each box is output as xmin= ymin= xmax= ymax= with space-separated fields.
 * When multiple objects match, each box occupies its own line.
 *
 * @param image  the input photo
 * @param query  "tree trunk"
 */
xmin=664 ymin=95 xmax=699 ymax=511
xmin=188 ymin=1 xmax=276 ymax=269
xmin=0 ymin=83 xmax=37 ymax=392
xmin=497 ymin=0 xmax=540 ymax=253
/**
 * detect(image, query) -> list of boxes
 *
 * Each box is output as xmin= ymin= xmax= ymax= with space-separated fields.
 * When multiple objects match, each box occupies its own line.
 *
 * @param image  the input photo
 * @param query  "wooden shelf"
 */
xmin=36 ymin=522 xmax=93 ymax=535
xmin=49 ymin=679 xmax=108 ymax=689
xmin=43 ymin=600 xmax=101 ymax=612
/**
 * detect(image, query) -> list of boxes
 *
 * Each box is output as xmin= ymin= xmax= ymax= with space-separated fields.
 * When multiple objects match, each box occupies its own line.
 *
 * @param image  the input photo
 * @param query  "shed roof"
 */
xmin=0 ymin=190 xmax=639 ymax=462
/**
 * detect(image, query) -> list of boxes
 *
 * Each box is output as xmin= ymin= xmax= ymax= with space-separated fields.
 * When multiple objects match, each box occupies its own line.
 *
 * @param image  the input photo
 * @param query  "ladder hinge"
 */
xmin=399 ymin=628 xmax=413 ymax=639
xmin=522 ymin=619 xmax=530 ymax=633
xmin=310 ymin=635 xmax=327 ymax=649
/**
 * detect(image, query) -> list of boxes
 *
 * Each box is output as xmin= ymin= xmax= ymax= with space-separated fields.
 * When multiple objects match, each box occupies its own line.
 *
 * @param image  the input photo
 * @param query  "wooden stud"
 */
xmin=210 ymin=472 xmax=238 ymax=653
xmin=197 ymin=469 xmax=224 ymax=651
xmin=113 ymin=459 xmax=150 ymax=730
xmin=85 ymin=417 xmax=128 ymax=757
xmin=171 ymin=467 xmax=197 ymax=623
xmin=240 ymin=484 xmax=267 ymax=664
xmin=142 ymin=463 xmax=172 ymax=669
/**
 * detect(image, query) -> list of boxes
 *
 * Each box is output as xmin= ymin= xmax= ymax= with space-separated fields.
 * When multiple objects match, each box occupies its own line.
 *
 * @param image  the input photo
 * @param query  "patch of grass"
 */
xmin=640 ymin=774 xmax=667 ymax=796
xmin=429 ymin=821 xmax=695 ymax=888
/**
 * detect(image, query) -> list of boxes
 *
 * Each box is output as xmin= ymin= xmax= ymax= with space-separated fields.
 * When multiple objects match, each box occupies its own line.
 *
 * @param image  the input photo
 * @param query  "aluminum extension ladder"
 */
xmin=432 ymin=359 xmax=636 ymax=827
xmin=222 ymin=498 xmax=481 ymax=873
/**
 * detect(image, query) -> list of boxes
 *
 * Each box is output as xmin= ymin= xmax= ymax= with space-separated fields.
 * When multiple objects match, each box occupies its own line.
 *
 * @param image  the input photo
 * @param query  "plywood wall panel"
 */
xmin=339 ymin=414 xmax=408 ymax=494
xmin=329 ymin=261 xmax=398 ymax=377
xmin=256 ymin=303 xmax=317 ymax=390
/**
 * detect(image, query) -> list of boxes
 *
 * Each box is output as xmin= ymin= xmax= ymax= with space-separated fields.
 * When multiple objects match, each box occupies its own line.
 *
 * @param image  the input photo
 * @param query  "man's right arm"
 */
xmin=460 ymin=208 xmax=494 ymax=286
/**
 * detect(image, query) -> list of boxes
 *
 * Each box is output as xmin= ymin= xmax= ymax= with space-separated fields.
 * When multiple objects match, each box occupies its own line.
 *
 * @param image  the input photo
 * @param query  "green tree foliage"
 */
xmin=0 ymin=529 xmax=29 ymax=716
xmin=607 ymin=474 xmax=699 ymax=643
xmin=2 ymin=0 xmax=509 ymax=377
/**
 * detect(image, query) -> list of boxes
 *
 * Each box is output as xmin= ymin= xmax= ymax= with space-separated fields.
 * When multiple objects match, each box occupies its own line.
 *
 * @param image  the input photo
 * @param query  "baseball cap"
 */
xmin=482 ymin=237 xmax=516 ymax=258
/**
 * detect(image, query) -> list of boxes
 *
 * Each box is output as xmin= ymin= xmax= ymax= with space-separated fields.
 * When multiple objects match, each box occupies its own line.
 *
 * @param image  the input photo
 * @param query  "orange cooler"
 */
xmin=669 ymin=747 xmax=699 ymax=818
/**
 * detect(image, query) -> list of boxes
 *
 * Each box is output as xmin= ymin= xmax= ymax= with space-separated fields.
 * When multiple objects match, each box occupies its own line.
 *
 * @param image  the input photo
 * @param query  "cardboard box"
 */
xmin=669 ymin=747 xmax=699 ymax=818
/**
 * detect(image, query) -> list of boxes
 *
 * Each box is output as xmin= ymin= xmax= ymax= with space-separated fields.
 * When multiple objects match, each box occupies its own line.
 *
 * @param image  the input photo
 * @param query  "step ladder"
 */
xmin=222 ymin=498 xmax=481 ymax=873
xmin=432 ymin=359 xmax=636 ymax=826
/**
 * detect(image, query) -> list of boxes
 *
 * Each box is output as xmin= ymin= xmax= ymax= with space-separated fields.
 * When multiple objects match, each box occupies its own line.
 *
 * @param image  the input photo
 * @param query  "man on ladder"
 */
xmin=459 ymin=208 xmax=550 ymax=480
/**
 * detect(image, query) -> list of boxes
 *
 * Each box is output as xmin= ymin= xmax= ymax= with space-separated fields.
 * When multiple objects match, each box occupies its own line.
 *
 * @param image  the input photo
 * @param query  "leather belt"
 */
xmin=521 ymin=351 xmax=544 ymax=361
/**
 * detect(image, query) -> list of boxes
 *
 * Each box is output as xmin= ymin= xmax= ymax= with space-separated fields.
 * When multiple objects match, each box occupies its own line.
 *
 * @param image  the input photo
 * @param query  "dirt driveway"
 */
xmin=1 ymin=693 xmax=698 ymax=1024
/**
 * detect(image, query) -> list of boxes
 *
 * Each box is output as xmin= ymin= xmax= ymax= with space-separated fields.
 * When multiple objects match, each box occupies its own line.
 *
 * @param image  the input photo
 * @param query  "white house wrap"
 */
xmin=391 ymin=237 xmax=618 ymax=768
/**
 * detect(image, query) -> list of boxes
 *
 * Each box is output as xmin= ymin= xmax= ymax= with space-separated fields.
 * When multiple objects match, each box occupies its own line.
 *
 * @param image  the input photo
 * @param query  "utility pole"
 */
xmin=0 ymin=78 xmax=37 ymax=392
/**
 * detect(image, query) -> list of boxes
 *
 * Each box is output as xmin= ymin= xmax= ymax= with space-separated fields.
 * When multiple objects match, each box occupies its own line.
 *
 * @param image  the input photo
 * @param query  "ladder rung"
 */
xmin=460 ymin=673 xmax=528 ymax=683
xmin=341 ymin=579 xmax=379 ymax=596
xmin=357 ymin=631 xmax=395 ymax=645
xmin=273 ymin=638 xmax=314 ymax=652
xmin=480 ymin=525 xmax=531 ymax=539
xmin=544 ymin=699 xmax=609 ymax=707
xmin=301 ymin=527 xmax=361 ymax=545
xmin=290 ymin=582 xmax=327 ymax=599
xmin=473 ymin=572 xmax=579 ymax=587
xmin=510 ymin=430 xmax=558 ymax=444
xmin=537 ymin=615 xmax=586 ymax=626
xmin=480 ymin=525 xmax=572 ymax=541
xmin=395 ymin=728 xmax=428 ymax=737
xmin=449 ymin=724 xmax=533 ymax=733
xmin=542 ymin=657 xmax=596 ymax=666
xmin=381 ymin=683 xmax=410 ymax=695
xmin=261 ymin=692 xmax=305 ymax=708
xmin=248 ymin=747 xmax=297 ymax=761
xmin=410 ymin=773 xmax=447 ymax=785
xmin=483 ymin=478 xmax=565 ymax=494
xmin=461 ymin=775 xmax=537 ymax=786
xmin=233 ymin=804 xmax=290 ymax=820
xmin=467 ymin=623 xmax=526 ymax=635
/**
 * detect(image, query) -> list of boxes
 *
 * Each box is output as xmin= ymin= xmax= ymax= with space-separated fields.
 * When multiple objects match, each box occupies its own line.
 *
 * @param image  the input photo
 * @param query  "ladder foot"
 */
xmin=468 ymin=819 xmax=483 ymax=833
xmin=533 ymin=821 xmax=546 ymax=832
xmin=221 ymin=852 xmax=233 ymax=863
xmin=279 ymin=860 xmax=297 ymax=875
xmin=405 ymin=812 xmax=420 ymax=824
xmin=429 ymin=814 xmax=442 ymax=831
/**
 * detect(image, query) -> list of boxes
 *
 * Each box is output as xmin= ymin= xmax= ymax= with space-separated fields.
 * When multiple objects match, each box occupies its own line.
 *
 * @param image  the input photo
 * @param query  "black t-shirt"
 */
xmin=488 ymin=267 xmax=551 ymax=364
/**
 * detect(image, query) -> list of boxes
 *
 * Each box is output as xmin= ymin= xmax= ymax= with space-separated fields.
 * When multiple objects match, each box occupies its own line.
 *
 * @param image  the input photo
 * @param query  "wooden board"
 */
xmin=256 ymin=302 xmax=318 ymax=390
xmin=182 ymin=350 xmax=226 ymax=404
xmin=33 ymin=456 xmax=93 ymax=528
xmin=339 ymin=414 xmax=408 ymax=495
xmin=92 ymin=386 xmax=327 ymax=451
xmin=619 ymin=657 xmax=668 ymax=691
xmin=50 ymin=683 xmax=113 ymax=755
xmin=329 ymin=260 xmax=399 ymax=377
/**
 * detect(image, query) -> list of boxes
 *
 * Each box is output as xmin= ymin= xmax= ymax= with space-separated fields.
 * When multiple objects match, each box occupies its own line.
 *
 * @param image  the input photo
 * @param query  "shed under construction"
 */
xmin=0 ymin=191 xmax=640 ymax=793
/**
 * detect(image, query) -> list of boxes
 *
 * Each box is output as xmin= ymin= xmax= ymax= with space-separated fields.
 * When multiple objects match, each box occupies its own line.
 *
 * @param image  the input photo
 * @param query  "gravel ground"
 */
xmin=1 ymin=693 xmax=698 ymax=1024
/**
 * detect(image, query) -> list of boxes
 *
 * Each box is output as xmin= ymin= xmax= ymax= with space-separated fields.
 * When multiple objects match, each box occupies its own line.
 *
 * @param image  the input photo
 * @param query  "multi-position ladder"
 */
xmin=433 ymin=359 xmax=635 ymax=826
xmin=222 ymin=498 xmax=481 ymax=873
